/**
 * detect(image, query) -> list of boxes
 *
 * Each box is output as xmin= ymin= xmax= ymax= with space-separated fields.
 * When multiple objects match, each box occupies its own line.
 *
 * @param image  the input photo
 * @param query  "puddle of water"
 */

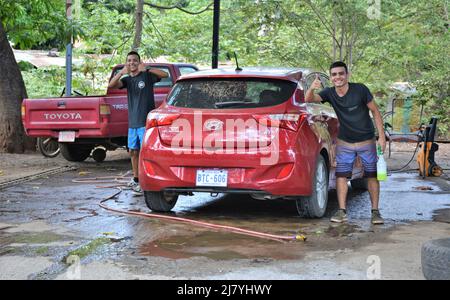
xmin=325 ymin=223 xmax=360 ymax=237
xmin=139 ymin=231 xmax=305 ymax=261
xmin=432 ymin=205 xmax=450 ymax=223
xmin=343 ymin=173 xmax=450 ymax=223
xmin=381 ymin=172 xmax=443 ymax=192
xmin=347 ymin=191 xmax=450 ymax=222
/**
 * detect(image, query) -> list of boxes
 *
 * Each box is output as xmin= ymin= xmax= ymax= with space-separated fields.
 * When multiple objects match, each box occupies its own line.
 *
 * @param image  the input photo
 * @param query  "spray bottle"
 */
xmin=377 ymin=145 xmax=387 ymax=181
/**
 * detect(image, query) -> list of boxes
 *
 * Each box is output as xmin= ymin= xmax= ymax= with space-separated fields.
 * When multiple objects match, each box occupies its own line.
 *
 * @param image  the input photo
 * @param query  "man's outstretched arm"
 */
xmin=305 ymin=74 xmax=323 ymax=103
xmin=138 ymin=63 xmax=168 ymax=78
xmin=108 ymin=66 xmax=127 ymax=89
xmin=367 ymin=100 xmax=386 ymax=153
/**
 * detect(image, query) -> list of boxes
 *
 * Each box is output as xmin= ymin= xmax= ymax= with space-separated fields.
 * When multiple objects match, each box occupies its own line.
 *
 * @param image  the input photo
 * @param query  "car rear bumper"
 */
xmin=139 ymin=128 xmax=319 ymax=196
xmin=22 ymin=120 xmax=127 ymax=139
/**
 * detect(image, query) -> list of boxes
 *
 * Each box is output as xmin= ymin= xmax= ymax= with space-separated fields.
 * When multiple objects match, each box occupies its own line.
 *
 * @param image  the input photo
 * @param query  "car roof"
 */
xmin=178 ymin=67 xmax=314 ymax=82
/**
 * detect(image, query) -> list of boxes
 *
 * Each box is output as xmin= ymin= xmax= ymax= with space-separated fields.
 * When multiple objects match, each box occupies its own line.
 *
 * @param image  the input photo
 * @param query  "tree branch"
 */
xmin=143 ymin=1 xmax=214 ymax=15
xmin=304 ymin=0 xmax=340 ymax=46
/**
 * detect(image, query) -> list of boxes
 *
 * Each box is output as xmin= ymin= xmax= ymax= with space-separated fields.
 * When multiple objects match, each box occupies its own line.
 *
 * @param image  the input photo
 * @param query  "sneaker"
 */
xmin=127 ymin=178 xmax=138 ymax=188
xmin=371 ymin=209 xmax=384 ymax=225
xmin=330 ymin=209 xmax=348 ymax=223
xmin=132 ymin=184 xmax=143 ymax=196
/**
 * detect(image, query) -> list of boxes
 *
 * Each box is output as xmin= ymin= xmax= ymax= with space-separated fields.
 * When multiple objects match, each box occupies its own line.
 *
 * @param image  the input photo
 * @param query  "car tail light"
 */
xmin=143 ymin=159 xmax=155 ymax=176
xmin=146 ymin=113 xmax=180 ymax=129
xmin=277 ymin=163 xmax=294 ymax=179
xmin=21 ymin=104 xmax=26 ymax=118
xmin=99 ymin=104 xmax=111 ymax=115
xmin=253 ymin=114 xmax=305 ymax=131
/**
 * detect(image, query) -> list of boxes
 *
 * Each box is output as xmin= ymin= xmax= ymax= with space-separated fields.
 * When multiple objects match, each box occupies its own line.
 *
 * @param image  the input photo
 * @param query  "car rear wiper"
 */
xmin=214 ymin=101 xmax=253 ymax=108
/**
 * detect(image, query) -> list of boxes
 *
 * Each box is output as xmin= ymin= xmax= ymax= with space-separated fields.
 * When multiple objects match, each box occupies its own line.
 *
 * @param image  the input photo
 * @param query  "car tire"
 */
xmin=350 ymin=178 xmax=368 ymax=190
xmin=144 ymin=191 xmax=178 ymax=212
xmin=421 ymin=238 xmax=450 ymax=280
xmin=296 ymin=155 xmax=329 ymax=218
xmin=59 ymin=143 xmax=91 ymax=162
xmin=92 ymin=148 xmax=107 ymax=163
xmin=37 ymin=137 xmax=60 ymax=158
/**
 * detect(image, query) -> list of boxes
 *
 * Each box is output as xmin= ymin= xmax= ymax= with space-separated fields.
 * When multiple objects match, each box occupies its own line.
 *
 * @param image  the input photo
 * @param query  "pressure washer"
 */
xmin=417 ymin=117 xmax=443 ymax=178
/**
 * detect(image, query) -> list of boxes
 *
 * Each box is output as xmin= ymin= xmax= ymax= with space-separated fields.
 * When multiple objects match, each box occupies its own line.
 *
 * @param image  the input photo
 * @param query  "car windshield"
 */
xmin=166 ymin=78 xmax=296 ymax=109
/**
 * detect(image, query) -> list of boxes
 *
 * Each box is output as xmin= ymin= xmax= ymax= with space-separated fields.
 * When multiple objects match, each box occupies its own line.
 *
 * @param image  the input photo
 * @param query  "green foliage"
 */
xmin=0 ymin=0 xmax=67 ymax=49
xmin=78 ymin=0 xmax=134 ymax=54
xmin=22 ymin=60 xmax=111 ymax=99
xmin=5 ymin=0 xmax=449 ymax=138
xmin=21 ymin=67 xmax=66 ymax=98
xmin=17 ymin=61 xmax=36 ymax=72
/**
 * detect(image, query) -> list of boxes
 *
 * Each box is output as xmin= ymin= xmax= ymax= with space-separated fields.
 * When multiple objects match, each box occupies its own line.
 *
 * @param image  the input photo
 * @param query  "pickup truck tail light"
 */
xmin=99 ymin=104 xmax=111 ymax=115
xmin=146 ymin=113 xmax=180 ymax=129
xmin=21 ymin=104 xmax=26 ymax=119
xmin=253 ymin=114 xmax=306 ymax=131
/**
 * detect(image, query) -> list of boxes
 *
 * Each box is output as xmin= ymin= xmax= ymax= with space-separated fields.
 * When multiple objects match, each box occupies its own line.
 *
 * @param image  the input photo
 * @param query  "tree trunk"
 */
xmin=0 ymin=20 xmax=34 ymax=153
xmin=339 ymin=18 xmax=344 ymax=61
xmin=132 ymin=0 xmax=144 ymax=51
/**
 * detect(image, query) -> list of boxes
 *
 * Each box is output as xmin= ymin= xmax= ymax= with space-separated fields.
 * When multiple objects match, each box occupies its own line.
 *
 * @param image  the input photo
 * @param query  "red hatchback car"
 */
xmin=139 ymin=67 xmax=365 ymax=218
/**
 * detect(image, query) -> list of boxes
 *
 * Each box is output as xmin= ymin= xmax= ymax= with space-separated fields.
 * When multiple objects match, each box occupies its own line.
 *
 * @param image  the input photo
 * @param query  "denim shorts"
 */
xmin=335 ymin=139 xmax=377 ymax=178
xmin=128 ymin=127 xmax=146 ymax=150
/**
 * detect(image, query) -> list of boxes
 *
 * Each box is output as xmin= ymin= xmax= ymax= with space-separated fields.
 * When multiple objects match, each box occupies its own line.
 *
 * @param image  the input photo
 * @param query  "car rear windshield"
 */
xmin=166 ymin=78 xmax=297 ymax=109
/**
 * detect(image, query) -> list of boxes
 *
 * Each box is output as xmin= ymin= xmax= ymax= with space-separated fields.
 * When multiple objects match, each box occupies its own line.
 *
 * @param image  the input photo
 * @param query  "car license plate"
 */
xmin=58 ymin=131 xmax=76 ymax=142
xmin=196 ymin=170 xmax=228 ymax=187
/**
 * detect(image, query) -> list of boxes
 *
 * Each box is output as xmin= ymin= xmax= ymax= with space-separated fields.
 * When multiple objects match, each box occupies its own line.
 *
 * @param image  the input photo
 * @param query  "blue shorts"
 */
xmin=128 ymin=127 xmax=146 ymax=150
xmin=335 ymin=139 xmax=377 ymax=178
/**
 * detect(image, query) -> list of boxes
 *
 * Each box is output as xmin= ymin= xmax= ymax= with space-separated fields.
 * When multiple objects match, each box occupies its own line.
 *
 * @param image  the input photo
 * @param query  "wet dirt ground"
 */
xmin=0 ymin=142 xmax=449 ymax=280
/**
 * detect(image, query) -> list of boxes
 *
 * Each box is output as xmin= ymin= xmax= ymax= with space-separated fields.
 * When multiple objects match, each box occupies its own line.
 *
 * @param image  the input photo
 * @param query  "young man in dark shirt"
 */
xmin=305 ymin=61 xmax=386 ymax=224
xmin=108 ymin=51 xmax=168 ymax=195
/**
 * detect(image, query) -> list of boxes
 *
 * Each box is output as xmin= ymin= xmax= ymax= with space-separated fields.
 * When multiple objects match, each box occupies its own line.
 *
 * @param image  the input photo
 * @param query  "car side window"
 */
xmin=112 ymin=67 xmax=123 ymax=78
xmin=152 ymin=67 xmax=172 ymax=87
xmin=179 ymin=67 xmax=198 ymax=76
xmin=319 ymin=74 xmax=330 ymax=88
xmin=298 ymin=72 xmax=331 ymax=105
xmin=304 ymin=72 xmax=329 ymax=90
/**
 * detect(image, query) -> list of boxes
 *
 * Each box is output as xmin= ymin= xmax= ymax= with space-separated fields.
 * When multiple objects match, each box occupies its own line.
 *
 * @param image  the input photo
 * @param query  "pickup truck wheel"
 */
xmin=421 ymin=238 xmax=450 ymax=280
xmin=296 ymin=155 xmax=329 ymax=218
xmin=92 ymin=148 xmax=107 ymax=163
xmin=37 ymin=138 xmax=60 ymax=158
xmin=59 ymin=143 xmax=91 ymax=162
xmin=350 ymin=178 xmax=368 ymax=190
xmin=144 ymin=191 xmax=178 ymax=212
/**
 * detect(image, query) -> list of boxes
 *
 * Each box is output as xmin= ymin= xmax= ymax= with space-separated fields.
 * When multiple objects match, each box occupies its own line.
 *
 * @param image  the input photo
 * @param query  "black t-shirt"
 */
xmin=121 ymin=71 xmax=161 ymax=128
xmin=319 ymin=83 xmax=374 ymax=143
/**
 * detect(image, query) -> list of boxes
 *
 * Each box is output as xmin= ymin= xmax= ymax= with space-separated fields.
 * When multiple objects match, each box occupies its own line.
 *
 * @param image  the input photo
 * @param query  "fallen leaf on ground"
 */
xmin=413 ymin=186 xmax=433 ymax=191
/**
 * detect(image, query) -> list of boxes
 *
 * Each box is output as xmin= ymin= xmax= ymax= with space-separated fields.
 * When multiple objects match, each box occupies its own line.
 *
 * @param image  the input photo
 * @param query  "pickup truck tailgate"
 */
xmin=24 ymin=97 xmax=102 ymax=130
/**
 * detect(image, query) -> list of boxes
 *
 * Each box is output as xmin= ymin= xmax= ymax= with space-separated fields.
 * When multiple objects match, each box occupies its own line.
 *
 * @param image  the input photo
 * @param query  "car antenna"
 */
xmin=234 ymin=52 xmax=242 ymax=71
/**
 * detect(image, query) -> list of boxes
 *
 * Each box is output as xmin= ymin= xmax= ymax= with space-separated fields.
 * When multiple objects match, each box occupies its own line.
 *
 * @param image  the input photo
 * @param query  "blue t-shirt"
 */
xmin=121 ymin=71 xmax=160 ymax=128
xmin=319 ymin=83 xmax=375 ymax=143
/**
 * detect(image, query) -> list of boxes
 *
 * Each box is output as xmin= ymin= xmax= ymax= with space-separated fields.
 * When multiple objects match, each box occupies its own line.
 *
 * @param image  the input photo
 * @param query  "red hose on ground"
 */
xmin=73 ymin=175 xmax=306 ymax=243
